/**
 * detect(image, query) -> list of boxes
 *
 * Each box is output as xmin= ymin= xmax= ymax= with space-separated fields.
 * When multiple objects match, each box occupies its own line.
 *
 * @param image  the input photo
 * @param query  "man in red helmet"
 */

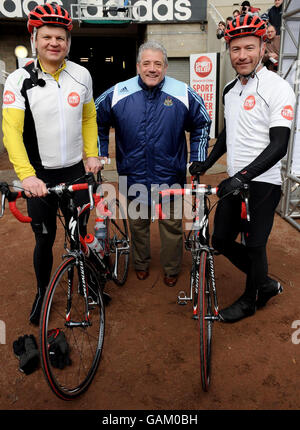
xmin=189 ymin=14 xmax=295 ymax=323
xmin=2 ymin=3 xmax=102 ymax=325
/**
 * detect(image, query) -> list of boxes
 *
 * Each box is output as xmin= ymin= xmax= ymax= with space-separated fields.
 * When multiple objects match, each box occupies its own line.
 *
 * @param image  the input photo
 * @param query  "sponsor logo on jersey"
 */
xmin=164 ymin=96 xmax=173 ymax=106
xmin=68 ymin=92 xmax=80 ymax=107
xmin=281 ymin=105 xmax=294 ymax=121
xmin=3 ymin=90 xmax=15 ymax=104
xmin=244 ymin=95 xmax=256 ymax=111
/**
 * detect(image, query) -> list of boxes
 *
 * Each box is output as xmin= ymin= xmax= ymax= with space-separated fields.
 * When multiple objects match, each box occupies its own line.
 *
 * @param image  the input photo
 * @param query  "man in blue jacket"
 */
xmin=96 ymin=41 xmax=211 ymax=287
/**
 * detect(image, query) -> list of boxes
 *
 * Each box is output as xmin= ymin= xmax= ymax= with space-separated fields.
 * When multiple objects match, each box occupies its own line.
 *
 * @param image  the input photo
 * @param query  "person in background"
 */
xmin=240 ymin=1 xmax=261 ymax=16
xmin=216 ymin=21 xmax=226 ymax=39
xmin=263 ymin=24 xmax=280 ymax=72
xmin=260 ymin=12 xmax=269 ymax=24
xmin=233 ymin=9 xmax=240 ymax=18
xmin=226 ymin=16 xmax=233 ymax=26
xmin=2 ymin=3 xmax=101 ymax=325
xmin=96 ymin=41 xmax=211 ymax=288
xmin=267 ymin=0 xmax=283 ymax=35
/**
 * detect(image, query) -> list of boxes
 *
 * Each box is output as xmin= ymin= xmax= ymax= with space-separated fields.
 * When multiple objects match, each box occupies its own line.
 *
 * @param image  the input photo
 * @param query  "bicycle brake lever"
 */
xmin=244 ymin=196 xmax=250 ymax=222
xmin=0 ymin=192 xmax=5 ymax=218
xmin=86 ymin=172 xmax=95 ymax=211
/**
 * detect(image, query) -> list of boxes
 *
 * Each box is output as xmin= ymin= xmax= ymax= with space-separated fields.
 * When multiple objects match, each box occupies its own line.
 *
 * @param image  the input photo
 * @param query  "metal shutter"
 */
xmin=167 ymin=57 xmax=189 ymax=84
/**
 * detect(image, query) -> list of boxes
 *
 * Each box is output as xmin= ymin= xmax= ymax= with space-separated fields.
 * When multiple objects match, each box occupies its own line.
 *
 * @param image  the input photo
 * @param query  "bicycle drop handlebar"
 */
xmin=153 ymin=179 xmax=250 ymax=222
xmin=154 ymin=185 xmax=218 ymax=220
xmin=0 ymin=172 xmax=97 ymax=224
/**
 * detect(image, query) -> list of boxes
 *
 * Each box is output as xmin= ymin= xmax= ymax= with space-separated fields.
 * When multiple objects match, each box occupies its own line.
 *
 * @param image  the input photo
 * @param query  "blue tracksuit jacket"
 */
xmin=95 ymin=75 xmax=211 ymax=195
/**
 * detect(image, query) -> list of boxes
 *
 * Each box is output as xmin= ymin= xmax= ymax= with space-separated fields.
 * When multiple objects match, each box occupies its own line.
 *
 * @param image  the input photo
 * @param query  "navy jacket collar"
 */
xmin=138 ymin=75 xmax=165 ymax=94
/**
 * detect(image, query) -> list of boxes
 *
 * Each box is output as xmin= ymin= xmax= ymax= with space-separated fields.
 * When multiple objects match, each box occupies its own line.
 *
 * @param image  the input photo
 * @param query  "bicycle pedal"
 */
xmin=177 ymin=299 xmax=188 ymax=305
xmin=177 ymin=291 xmax=187 ymax=305
xmin=88 ymin=298 xmax=98 ymax=309
xmin=177 ymin=291 xmax=190 ymax=305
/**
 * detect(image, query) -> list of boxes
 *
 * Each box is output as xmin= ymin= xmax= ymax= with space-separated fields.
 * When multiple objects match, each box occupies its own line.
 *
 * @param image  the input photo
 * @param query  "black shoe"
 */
xmin=256 ymin=278 xmax=283 ymax=309
xmin=219 ymin=295 xmax=256 ymax=323
xmin=29 ymin=293 xmax=44 ymax=326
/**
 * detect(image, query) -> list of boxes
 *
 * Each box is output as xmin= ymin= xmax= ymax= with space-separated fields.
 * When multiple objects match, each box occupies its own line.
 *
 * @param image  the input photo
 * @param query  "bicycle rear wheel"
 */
xmin=198 ymin=251 xmax=213 ymax=392
xmin=40 ymin=257 xmax=105 ymax=400
xmin=107 ymin=198 xmax=130 ymax=286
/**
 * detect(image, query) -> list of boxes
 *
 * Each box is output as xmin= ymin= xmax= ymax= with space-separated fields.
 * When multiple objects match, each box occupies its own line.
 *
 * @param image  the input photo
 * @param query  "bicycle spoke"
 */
xmin=107 ymin=198 xmax=130 ymax=286
xmin=40 ymin=257 xmax=105 ymax=400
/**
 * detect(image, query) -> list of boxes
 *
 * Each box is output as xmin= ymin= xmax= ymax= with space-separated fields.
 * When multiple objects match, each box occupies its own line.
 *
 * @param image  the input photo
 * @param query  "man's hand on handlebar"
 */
xmin=21 ymin=176 xmax=48 ymax=198
xmin=217 ymin=173 xmax=247 ymax=198
xmin=189 ymin=161 xmax=208 ymax=176
xmin=85 ymin=156 xmax=103 ymax=175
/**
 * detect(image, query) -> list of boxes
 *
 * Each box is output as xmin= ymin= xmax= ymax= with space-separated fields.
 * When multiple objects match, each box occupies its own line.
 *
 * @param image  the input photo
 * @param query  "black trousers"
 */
xmin=212 ymin=181 xmax=281 ymax=296
xmin=27 ymin=161 xmax=89 ymax=293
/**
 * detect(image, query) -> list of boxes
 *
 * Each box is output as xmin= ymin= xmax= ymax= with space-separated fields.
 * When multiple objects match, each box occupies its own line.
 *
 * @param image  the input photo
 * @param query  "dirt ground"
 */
xmin=0 ymin=149 xmax=300 ymax=418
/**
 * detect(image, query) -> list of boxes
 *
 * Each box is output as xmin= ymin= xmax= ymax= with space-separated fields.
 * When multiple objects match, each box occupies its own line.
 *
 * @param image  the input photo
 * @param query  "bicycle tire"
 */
xmin=198 ymin=250 xmax=213 ymax=392
xmin=40 ymin=257 xmax=105 ymax=400
xmin=107 ymin=198 xmax=130 ymax=286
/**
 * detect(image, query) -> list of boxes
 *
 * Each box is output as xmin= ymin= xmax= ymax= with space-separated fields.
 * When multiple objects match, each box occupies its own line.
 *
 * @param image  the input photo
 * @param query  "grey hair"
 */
xmin=137 ymin=41 xmax=168 ymax=66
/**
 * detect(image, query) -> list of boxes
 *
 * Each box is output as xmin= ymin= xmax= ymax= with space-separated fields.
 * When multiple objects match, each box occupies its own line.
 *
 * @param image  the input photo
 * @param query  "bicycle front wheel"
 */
xmin=107 ymin=198 xmax=130 ymax=286
xmin=198 ymin=251 xmax=214 ymax=392
xmin=40 ymin=257 xmax=105 ymax=400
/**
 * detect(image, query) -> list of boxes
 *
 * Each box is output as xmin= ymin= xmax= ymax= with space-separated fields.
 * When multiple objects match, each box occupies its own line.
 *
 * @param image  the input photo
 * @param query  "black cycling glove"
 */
xmin=13 ymin=334 xmax=39 ymax=375
xmin=48 ymin=329 xmax=71 ymax=369
xmin=217 ymin=173 xmax=246 ymax=198
xmin=189 ymin=161 xmax=209 ymax=176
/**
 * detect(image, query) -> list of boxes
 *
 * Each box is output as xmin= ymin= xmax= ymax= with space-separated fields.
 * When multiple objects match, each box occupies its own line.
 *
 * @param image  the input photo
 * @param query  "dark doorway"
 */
xmin=69 ymin=36 xmax=138 ymax=99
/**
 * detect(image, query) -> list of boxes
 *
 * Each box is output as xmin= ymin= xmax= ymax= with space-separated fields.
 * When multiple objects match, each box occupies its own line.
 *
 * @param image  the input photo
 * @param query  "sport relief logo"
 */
xmin=68 ymin=92 xmax=80 ymax=107
xmin=244 ymin=95 xmax=256 ymax=111
xmin=281 ymin=105 xmax=294 ymax=121
xmin=3 ymin=90 xmax=15 ymax=105
xmin=194 ymin=56 xmax=212 ymax=78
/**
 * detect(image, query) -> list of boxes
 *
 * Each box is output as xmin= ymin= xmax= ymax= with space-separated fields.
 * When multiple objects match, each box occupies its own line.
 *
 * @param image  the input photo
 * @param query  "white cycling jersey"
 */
xmin=224 ymin=66 xmax=296 ymax=185
xmin=3 ymin=60 xmax=93 ymax=171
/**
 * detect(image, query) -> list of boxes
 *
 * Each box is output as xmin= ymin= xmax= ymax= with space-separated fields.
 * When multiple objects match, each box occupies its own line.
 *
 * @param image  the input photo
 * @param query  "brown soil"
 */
xmin=0 ymin=150 xmax=300 ymax=415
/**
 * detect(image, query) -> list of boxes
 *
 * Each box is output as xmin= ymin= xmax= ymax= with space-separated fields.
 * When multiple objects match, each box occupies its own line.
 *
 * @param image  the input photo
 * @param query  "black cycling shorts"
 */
xmin=27 ymin=161 xmax=89 ymax=235
xmin=212 ymin=181 xmax=281 ymax=247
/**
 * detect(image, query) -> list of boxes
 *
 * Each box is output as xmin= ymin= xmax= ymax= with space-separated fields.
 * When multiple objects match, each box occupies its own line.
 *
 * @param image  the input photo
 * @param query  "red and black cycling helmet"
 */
xmin=27 ymin=2 xmax=73 ymax=34
xmin=224 ymin=13 xmax=267 ymax=43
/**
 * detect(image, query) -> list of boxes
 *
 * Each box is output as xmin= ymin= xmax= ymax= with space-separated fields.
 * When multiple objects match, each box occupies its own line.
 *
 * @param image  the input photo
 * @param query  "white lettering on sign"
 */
xmin=190 ymin=53 xmax=218 ymax=139
xmin=0 ymin=0 xmax=63 ymax=18
xmin=0 ymin=0 xmax=192 ymax=21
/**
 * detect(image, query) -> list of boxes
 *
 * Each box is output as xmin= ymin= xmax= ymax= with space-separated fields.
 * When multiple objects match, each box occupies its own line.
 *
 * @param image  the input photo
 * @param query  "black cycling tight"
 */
xmin=27 ymin=161 xmax=89 ymax=294
xmin=212 ymin=237 xmax=268 ymax=296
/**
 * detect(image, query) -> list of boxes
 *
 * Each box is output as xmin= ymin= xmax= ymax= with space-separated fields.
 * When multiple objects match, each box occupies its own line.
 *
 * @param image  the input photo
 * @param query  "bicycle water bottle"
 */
xmin=94 ymin=217 xmax=107 ymax=251
xmin=84 ymin=234 xmax=104 ymax=258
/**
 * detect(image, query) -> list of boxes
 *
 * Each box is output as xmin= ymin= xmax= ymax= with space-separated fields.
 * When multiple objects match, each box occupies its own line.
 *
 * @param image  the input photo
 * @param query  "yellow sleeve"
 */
xmin=82 ymin=99 xmax=98 ymax=158
xmin=2 ymin=107 xmax=36 ymax=181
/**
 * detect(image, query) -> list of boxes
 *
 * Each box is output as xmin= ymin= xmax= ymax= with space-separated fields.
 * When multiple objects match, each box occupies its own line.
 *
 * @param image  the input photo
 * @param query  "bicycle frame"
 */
xmin=180 ymin=180 xmax=220 ymax=320
xmin=47 ymin=174 xmax=104 ymax=327
xmin=0 ymin=173 xmax=104 ymax=326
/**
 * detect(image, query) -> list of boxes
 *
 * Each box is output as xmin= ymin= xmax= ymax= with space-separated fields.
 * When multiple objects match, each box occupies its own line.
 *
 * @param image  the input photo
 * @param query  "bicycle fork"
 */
xmin=206 ymin=253 xmax=220 ymax=321
xmin=178 ymin=251 xmax=219 ymax=321
xmin=65 ymin=259 xmax=91 ymax=328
